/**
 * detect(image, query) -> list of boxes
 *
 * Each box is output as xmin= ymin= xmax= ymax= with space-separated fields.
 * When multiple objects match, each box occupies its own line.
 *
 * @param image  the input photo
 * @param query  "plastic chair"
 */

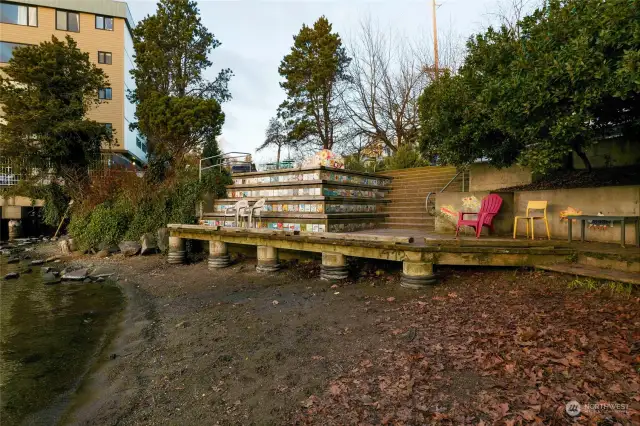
xmin=513 ymin=200 xmax=550 ymax=240
xmin=247 ymin=199 xmax=266 ymax=228
xmin=455 ymin=194 xmax=503 ymax=238
xmin=225 ymin=200 xmax=249 ymax=227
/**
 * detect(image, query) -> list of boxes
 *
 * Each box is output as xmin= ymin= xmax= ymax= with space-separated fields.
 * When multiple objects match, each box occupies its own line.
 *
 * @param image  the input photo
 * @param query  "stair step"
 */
xmin=536 ymin=263 xmax=640 ymax=285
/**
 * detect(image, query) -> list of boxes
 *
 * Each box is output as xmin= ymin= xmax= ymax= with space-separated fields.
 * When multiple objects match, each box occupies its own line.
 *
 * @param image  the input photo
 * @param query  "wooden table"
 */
xmin=566 ymin=215 xmax=640 ymax=248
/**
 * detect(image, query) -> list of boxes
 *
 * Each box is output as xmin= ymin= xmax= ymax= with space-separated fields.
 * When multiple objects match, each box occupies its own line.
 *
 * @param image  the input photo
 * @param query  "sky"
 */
xmin=126 ymin=0 xmax=519 ymax=164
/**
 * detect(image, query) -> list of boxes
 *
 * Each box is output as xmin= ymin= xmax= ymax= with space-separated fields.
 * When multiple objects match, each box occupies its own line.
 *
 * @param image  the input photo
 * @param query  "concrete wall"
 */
xmin=436 ymin=186 xmax=640 ymax=244
xmin=573 ymin=138 xmax=640 ymax=169
xmin=514 ymin=186 xmax=639 ymax=244
xmin=469 ymin=163 xmax=532 ymax=191
xmin=1 ymin=196 xmax=44 ymax=219
xmin=436 ymin=191 xmax=515 ymax=236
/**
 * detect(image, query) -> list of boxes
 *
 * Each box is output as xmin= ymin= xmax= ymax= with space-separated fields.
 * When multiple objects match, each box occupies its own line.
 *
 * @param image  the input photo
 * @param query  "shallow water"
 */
xmin=0 ymin=258 xmax=123 ymax=426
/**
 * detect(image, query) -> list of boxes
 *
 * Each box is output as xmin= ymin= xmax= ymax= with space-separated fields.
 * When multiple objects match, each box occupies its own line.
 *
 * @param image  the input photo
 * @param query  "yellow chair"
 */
xmin=513 ymin=201 xmax=551 ymax=240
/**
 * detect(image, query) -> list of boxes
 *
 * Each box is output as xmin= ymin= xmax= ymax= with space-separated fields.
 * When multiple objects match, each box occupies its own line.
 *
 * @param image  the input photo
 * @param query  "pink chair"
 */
xmin=455 ymin=194 xmax=503 ymax=238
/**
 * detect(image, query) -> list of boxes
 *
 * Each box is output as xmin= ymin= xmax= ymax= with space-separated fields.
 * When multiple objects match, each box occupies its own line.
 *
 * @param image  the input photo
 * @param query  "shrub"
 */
xmin=383 ymin=144 xmax=427 ymax=170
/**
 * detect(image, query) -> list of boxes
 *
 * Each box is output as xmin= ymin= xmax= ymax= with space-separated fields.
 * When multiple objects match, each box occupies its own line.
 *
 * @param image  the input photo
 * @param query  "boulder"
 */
xmin=119 ymin=241 xmax=141 ymax=256
xmin=4 ymin=272 xmax=19 ymax=280
xmin=95 ymin=249 xmax=110 ymax=258
xmin=98 ymin=242 xmax=120 ymax=254
xmin=42 ymin=272 xmax=60 ymax=284
xmin=46 ymin=255 xmax=61 ymax=263
xmin=68 ymin=238 xmax=77 ymax=252
xmin=30 ymin=259 xmax=45 ymax=266
xmin=157 ymin=228 xmax=169 ymax=252
xmin=7 ymin=257 xmax=19 ymax=264
xmin=140 ymin=233 xmax=158 ymax=255
xmin=90 ymin=267 xmax=116 ymax=279
xmin=62 ymin=268 xmax=89 ymax=281
xmin=59 ymin=239 xmax=71 ymax=255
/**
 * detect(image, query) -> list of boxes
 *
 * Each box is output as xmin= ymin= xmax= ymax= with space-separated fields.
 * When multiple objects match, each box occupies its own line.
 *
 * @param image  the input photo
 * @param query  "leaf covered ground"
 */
xmin=298 ymin=268 xmax=640 ymax=425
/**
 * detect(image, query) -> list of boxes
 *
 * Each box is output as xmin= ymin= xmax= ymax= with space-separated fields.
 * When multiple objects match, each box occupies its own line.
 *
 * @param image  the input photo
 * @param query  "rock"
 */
xmin=68 ymin=238 xmax=77 ymax=252
xmin=4 ymin=272 xmax=19 ymax=280
xmin=97 ymin=277 xmax=105 ymax=282
xmin=90 ymin=267 xmax=116 ymax=279
xmin=42 ymin=272 xmax=60 ymax=283
xmin=7 ymin=257 xmax=19 ymax=264
xmin=51 ymin=236 xmax=58 ymax=242
xmin=46 ymin=255 xmax=61 ymax=263
xmin=41 ymin=267 xmax=52 ymax=273
xmin=98 ymin=242 xmax=120 ymax=254
xmin=119 ymin=241 xmax=141 ymax=257
xmin=157 ymin=228 xmax=169 ymax=252
xmin=140 ymin=233 xmax=158 ymax=255
xmin=1 ymin=249 xmax=11 ymax=256
xmin=59 ymin=239 xmax=71 ymax=255
xmin=22 ymin=267 xmax=33 ymax=274
xmin=30 ymin=259 xmax=45 ymax=266
xmin=62 ymin=268 xmax=89 ymax=281
xmin=95 ymin=249 xmax=110 ymax=258
xmin=83 ymin=278 xmax=92 ymax=283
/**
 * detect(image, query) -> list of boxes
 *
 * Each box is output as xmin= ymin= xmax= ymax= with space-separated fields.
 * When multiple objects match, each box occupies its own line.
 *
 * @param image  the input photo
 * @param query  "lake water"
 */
xmin=0 ymin=258 xmax=123 ymax=425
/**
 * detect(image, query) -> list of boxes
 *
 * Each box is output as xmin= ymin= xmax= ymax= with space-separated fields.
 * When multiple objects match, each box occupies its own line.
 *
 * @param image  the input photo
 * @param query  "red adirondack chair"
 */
xmin=455 ymin=194 xmax=503 ymax=238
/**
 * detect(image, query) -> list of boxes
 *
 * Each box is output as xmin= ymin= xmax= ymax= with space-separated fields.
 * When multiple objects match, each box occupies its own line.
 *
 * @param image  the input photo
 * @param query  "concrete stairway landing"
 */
xmin=381 ymin=166 xmax=464 ymax=231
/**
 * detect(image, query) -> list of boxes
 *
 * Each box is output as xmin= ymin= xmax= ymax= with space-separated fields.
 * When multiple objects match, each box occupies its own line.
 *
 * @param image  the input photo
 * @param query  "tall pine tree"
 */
xmin=129 ymin=0 xmax=232 ymax=168
xmin=278 ymin=16 xmax=351 ymax=151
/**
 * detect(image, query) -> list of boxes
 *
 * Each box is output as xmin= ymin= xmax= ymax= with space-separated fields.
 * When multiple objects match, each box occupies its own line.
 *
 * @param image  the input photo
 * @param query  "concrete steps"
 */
xmin=383 ymin=167 xmax=463 ymax=231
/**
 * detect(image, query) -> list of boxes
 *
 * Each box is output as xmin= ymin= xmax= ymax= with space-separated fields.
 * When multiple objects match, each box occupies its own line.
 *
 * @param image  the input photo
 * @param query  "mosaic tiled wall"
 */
xmin=229 ymin=187 xmax=322 ymax=198
xmin=325 ymin=204 xmax=378 ymax=213
xmin=200 ymin=219 xmax=378 ymax=233
xmin=232 ymin=170 xmax=391 ymax=187
xmin=213 ymin=203 xmax=325 ymax=213
xmin=213 ymin=202 xmax=380 ymax=214
xmin=322 ymin=187 xmax=387 ymax=199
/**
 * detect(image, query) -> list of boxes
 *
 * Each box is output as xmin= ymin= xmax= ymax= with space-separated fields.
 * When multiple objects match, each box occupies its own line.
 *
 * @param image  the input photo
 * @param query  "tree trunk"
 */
xmin=276 ymin=145 xmax=281 ymax=169
xmin=574 ymin=147 xmax=592 ymax=172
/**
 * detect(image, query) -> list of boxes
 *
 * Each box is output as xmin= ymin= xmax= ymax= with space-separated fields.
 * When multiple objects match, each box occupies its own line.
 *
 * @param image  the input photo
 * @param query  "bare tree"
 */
xmin=342 ymin=18 xmax=462 ymax=154
xmin=485 ymin=0 xmax=543 ymax=36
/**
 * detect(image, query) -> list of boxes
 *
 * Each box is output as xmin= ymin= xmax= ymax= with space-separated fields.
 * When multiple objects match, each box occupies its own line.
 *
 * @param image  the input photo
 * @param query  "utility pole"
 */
xmin=432 ymin=0 xmax=439 ymax=80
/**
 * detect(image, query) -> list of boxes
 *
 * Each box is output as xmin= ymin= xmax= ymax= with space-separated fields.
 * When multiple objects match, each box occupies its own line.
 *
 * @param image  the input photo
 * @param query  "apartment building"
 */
xmin=0 ymin=0 xmax=147 ymax=167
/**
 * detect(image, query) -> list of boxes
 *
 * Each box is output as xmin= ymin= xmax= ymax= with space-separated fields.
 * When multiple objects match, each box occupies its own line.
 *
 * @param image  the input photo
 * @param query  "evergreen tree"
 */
xmin=129 ymin=0 xmax=232 ymax=167
xmin=278 ymin=16 xmax=351 ymax=151
xmin=0 ymin=36 xmax=112 ymax=197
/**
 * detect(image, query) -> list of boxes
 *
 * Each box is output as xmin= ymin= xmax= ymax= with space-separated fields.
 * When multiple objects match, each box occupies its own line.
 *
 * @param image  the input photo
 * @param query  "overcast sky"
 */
xmin=126 ymin=0 xmax=521 ymax=164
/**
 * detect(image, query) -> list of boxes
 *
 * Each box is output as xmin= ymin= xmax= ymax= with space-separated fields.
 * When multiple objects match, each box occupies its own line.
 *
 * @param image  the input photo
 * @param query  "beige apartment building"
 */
xmin=0 ymin=0 xmax=147 ymax=167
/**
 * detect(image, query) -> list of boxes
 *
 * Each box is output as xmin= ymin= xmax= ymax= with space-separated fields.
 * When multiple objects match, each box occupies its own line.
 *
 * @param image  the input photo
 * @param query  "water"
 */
xmin=0 ymin=258 xmax=124 ymax=426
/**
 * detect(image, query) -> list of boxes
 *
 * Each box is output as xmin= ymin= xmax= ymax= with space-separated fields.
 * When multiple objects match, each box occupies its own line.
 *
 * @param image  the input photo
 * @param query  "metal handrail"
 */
xmin=425 ymin=170 xmax=466 ymax=215
xmin=199 ymin=151 xmax=252 ymax=180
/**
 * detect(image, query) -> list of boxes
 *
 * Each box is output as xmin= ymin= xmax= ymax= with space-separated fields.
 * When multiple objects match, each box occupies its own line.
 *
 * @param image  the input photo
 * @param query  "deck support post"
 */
xmin=256 ymin=245 xmax=280 ymax=273
xmin=321 ymin=252 xmax=348 ymax=281
xmin=208 ymin=241 xmax=230 ymax=269
xmin=168 ymin=236 xmax=186 ymax=264
xmin=401 ymin=261 xmax=437 ymax=289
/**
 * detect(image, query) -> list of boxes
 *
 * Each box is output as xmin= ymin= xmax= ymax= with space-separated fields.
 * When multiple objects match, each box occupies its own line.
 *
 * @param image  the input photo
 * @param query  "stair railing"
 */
xmin=425 ymin=170 xmax=466 ymax=216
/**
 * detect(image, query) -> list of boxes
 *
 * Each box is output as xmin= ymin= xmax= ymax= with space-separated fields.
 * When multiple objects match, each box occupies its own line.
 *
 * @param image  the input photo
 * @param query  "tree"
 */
xmin=343 ymin=19 xmax=432 ymax=153
xmin=130 ymin=0 xmax=232 ymax=166
xmin=256 ymin=117 xmax=294 ymax=167
xmin=0 ymin=36 xmax=112 ymax=197
xmin=278 ymin=16 xmax=351 ymax=151
xmin=419 ymin=0 xmax=640 ymax=173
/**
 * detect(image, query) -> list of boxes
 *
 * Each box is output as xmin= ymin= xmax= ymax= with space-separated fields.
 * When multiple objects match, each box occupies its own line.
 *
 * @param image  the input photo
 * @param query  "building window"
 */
xmin=95 ymin=15 xmax=113 ymax=31
xmin=98 ymin=88 xmax=112 ymax=100
xmin=98 ymin=51 xmax=112 ymax=65
xmin=0 ymin=2 xmax=37 ymax=26
xmin=136 ymin=137 xmax=147 ymax=153
xmin=0 ymin=41 xmax=28 ymax=63
xmin=56 ymin=10 xmax=79 ymax=32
